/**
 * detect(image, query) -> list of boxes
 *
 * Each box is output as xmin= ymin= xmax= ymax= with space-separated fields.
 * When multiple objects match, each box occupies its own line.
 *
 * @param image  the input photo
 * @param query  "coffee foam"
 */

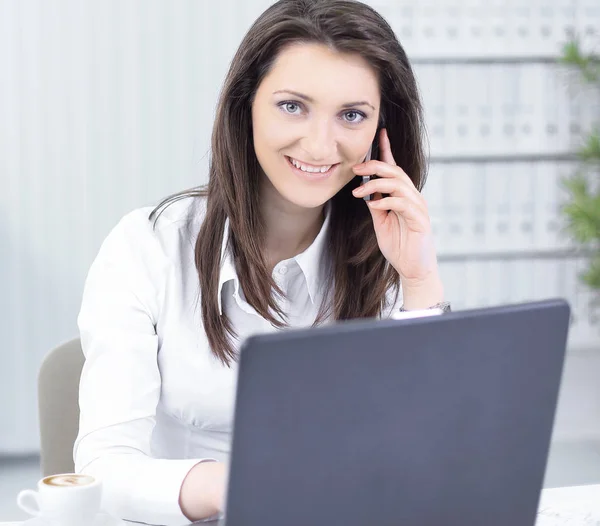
xmin=43 ymin=474 xmax=95 ymax=487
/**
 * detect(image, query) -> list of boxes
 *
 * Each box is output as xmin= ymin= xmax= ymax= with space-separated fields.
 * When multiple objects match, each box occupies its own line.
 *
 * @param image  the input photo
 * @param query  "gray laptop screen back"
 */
xmin=225 ymin=299 xmax=570 ymax=526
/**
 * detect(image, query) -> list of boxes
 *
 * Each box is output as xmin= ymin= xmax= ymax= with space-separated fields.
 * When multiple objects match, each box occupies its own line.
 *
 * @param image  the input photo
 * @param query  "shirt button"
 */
xmin=278 ymin=265 xmax=288 ymax=275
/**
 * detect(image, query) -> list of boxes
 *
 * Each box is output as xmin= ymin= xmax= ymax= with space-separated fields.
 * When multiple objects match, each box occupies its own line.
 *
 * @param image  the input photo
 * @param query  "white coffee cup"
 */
xmin=17 ymin=473 xmax=102 ymax=526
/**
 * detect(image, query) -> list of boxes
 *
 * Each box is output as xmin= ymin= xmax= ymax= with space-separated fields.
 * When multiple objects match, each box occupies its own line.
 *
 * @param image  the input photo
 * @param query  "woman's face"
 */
xmin=251 ymin=43 xmax=381 ymax=210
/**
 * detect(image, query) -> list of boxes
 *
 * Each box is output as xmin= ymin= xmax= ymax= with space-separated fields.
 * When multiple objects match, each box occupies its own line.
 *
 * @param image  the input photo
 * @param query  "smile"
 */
xmin=286 ymin=156 xmax=339 ymax=174
xmin=285 ymin=156 xmax=340 ymax=181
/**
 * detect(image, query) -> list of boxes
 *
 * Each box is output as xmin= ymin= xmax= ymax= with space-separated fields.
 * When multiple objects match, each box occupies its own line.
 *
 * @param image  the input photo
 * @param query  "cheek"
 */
xmin=261 ymin=130 xmax=294 ymax=154
xmin=253 ymin=110 xmax=295 ymax=155
xmin=338 ymin=117 xmax=379 ymax=164
xmin=340 ymin=132 xmax=375 ymax=165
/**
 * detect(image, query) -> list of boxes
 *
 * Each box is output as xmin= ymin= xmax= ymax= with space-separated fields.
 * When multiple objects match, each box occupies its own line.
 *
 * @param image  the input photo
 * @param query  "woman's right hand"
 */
xmin=179 ymin=460 xmax=228 ymax=521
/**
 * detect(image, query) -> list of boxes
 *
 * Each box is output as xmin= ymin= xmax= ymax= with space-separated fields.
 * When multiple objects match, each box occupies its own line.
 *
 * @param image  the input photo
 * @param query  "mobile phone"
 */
xmin=361 ymin=126 xmax=382 ymax=201
xmin=361 ymin=144 xmax=373 ymax=201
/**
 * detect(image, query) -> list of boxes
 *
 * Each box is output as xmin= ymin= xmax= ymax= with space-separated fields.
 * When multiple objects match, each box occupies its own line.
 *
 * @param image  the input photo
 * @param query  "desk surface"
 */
xmin=2 ymin=485 xmax=599 ymax=526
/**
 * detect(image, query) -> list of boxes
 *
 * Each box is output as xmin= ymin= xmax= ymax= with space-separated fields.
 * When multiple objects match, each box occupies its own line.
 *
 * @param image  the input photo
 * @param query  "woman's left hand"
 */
xmin=352 ymin=128 xmax=444 ymax=306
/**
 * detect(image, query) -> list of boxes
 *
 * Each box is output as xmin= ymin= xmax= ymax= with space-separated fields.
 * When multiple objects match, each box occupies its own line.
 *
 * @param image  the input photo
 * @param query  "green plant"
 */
xmin=559 ymin=38 xmax=600 ymax=304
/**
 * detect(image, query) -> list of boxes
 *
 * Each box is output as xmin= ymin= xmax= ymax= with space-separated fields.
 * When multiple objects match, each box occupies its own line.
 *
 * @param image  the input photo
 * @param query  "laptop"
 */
xmin=216 ymin=298 xmax=570 ymax=526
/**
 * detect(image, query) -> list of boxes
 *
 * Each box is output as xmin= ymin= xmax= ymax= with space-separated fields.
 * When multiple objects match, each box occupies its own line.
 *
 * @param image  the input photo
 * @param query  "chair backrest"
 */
xmin=38 ymin=338 xmax=85 ymax=477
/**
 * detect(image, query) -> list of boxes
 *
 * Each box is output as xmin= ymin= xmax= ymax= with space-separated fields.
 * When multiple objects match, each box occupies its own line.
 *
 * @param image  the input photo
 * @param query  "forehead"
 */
xmin=260 ymin=43 xmax=380 ymax=105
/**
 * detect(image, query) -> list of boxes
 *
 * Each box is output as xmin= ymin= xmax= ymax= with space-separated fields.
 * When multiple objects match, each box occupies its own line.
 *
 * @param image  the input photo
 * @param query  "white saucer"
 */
xmin=21 ymin=512 xmax=125 ymax=526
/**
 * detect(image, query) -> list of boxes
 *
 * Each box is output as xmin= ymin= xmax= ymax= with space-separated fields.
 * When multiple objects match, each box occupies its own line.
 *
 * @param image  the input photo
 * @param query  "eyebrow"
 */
xmin=273 ymin=89 xmax=375 ymax=111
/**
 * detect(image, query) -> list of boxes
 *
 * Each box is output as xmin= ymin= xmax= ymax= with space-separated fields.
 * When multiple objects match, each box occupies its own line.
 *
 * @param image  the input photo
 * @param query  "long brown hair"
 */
xmin=150 ymin=0 xmax=428 ymax=366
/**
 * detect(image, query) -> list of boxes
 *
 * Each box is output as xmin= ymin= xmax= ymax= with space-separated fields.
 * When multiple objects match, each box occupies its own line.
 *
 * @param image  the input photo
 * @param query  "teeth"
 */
xmin=290 ymin=157 xmax=332 ymax=173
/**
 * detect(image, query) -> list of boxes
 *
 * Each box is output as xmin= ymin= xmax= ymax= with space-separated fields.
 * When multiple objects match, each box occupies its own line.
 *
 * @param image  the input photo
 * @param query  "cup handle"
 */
xmin=17 ymin=489 xmax=41 ymax=517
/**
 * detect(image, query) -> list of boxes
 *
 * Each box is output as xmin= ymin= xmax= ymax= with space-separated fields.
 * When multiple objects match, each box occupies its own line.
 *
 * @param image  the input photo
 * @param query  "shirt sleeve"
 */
xmin=74 ymin=209 xmax=212 ymax=526
xmin=383 ymin=285 xmax=451 ymax=319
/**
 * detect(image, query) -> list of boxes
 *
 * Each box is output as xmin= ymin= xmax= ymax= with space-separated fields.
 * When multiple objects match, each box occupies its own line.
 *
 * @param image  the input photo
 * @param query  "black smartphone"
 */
xmin=361 ymin=125 xmax=382 ymax=201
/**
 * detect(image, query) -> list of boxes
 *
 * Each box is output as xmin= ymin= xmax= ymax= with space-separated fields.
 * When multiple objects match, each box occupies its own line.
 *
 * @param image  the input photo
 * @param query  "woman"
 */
xmin=74 ymin=0 xmax=449 ymax=524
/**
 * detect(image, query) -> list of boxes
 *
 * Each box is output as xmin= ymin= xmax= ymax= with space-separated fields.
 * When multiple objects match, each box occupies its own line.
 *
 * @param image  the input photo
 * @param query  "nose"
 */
xmin=301 ymin=118 xmax=337 ymax=162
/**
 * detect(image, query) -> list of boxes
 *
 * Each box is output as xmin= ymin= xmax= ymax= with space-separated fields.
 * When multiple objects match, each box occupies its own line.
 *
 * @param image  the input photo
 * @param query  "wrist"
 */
xmin=179 ymin=460 xmax=225 ymax=521
xmin=400 ymin=275 xmax=444 ymax=311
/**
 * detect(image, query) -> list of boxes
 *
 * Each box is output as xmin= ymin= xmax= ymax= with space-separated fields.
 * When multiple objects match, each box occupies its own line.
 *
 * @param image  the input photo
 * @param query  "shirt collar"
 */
xmin=217 ymin=203 xmax=331 ymax=315
xmin=217 ymin=218 xmax=237 ymax=315
xmin=293 ymin=202 xmax=330 ymax=305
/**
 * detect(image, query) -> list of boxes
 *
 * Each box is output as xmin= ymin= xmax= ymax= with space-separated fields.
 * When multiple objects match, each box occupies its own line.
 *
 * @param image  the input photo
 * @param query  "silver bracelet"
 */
xmin=399 ymin=301 xmax=451 ymax=313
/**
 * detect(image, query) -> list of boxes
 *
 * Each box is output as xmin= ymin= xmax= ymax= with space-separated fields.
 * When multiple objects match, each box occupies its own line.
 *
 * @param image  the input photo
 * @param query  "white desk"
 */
xmin=2 ymin=484 xmax=599 ymax=525
xmin=536 ymin=484 xmax=600 ymax=525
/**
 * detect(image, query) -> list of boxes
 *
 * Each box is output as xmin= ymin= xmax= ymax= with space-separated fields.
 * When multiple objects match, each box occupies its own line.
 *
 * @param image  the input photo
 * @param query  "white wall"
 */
xmin=0 ymin=0 xmax=599 ymax=454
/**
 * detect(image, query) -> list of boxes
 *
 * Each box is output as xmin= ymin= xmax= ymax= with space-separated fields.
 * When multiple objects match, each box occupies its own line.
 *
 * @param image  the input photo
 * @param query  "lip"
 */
xmin=285 ymin=156 xmax=340 ymax=181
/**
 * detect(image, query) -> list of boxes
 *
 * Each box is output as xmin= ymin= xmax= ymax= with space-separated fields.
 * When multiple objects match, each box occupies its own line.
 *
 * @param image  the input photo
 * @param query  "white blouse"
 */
xmin=74 ymin=196 xmax=403 ymax=525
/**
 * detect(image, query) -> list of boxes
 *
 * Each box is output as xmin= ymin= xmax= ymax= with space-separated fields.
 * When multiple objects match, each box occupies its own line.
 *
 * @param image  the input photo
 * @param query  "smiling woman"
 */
xmin=252 ymin=43 xmax=380 ymax=209
xmin=73 ymin=1 xmax=446 ymax=524
xmin=178 ymin=0 xmax=437 ymax=366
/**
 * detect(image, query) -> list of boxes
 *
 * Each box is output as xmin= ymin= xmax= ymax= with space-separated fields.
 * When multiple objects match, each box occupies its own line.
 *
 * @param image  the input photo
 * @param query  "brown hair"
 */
xmin=150 ymin=0 xmax=428 ymax=366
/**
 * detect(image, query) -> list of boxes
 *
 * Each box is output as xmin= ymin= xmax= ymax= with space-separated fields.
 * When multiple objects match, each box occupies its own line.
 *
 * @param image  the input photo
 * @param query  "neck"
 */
xmin=260 ymin=178 xmax=325 ymax=272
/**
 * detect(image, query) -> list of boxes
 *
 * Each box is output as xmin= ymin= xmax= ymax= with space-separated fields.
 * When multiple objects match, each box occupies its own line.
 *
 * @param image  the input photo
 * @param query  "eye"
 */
xmin=278 ymin=101 xmax=303 ymax=115
xmin=342 ymin=110 xmax=366 ymax=124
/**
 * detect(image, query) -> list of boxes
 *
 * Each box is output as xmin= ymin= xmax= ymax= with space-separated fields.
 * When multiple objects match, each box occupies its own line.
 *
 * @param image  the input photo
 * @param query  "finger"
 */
xmin=355 ymin=183 xmax=427 ymax=216
xmin=352 ymin=160 xmax=414 ymax=185
xmin=365 ymin=191 xmax=388 ymax=225
xmin=367 ymin=197 xmax=431 ymax=231
xmin=379 ymin=128 xmax=396 ymax=166
xmin=353 ymin=177 xmax=424 ymax=204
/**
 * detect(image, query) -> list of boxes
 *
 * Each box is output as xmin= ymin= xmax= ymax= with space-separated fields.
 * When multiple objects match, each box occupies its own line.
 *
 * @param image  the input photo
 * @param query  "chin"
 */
xmin=278 ymin=186 xmax=335 ymax=209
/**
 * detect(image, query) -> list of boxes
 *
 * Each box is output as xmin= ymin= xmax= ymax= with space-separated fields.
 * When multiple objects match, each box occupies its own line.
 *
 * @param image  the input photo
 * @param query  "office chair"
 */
xmin=38 ymin=338 xmax=84 ymax=476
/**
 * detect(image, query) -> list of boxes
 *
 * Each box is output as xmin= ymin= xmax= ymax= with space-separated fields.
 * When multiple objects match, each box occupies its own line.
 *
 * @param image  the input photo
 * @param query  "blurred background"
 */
xmin=1 ymin=0 xmax=599 ymax=520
